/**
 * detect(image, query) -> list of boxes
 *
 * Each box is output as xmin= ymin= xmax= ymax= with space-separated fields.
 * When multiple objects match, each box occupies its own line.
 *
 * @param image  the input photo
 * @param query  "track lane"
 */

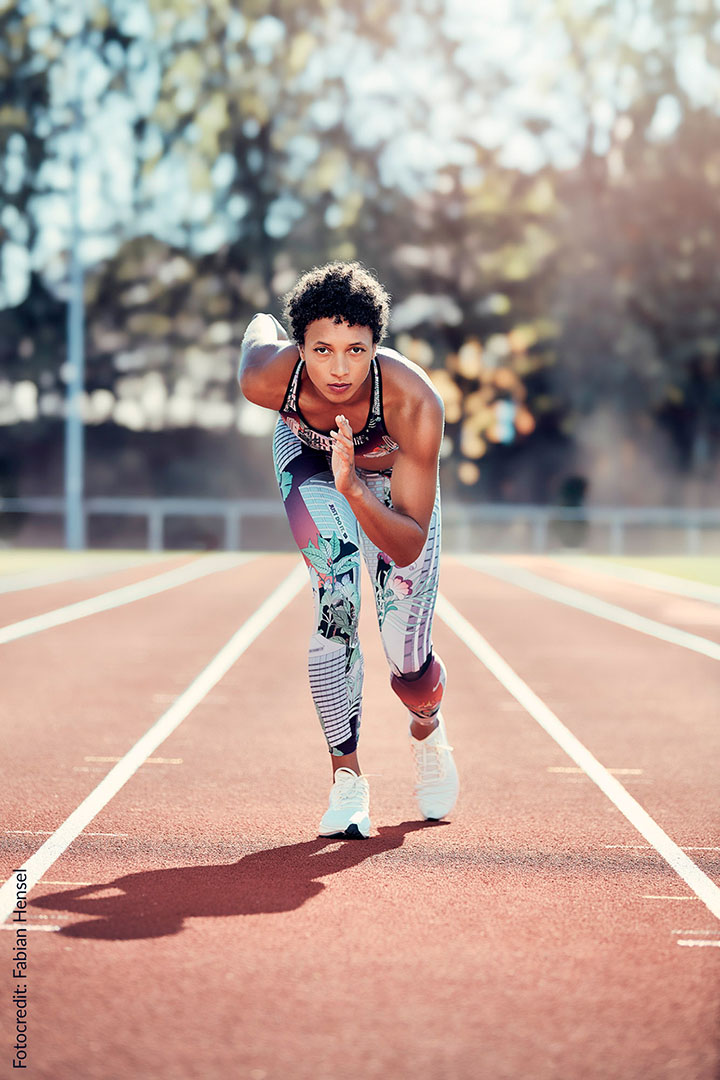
xmin=549 ymin=556 xmax=720 ymax=604
xmin=437 ymin=590 xmax=720 ymax=920
xmin=1 ymin=556 xmax=717 ymax=1079
xmin=482 ymin=554 xmax=720 ymax=646
xmin=0 ymin=563 xmax=306 ymax=923
xmin=443 ymin=556 xmax=720 ymax=865
xmin=0 ymin=552 xmax=204 ymax=626
xmin=0 ymin=551 xmax=178 ymax=595
xmin=0 ymin=556 xmax=297 ymax=858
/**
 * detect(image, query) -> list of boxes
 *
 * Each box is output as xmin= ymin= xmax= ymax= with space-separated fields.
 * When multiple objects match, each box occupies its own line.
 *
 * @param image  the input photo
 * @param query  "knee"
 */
xmin=390 ymin=652 xmax=446 ymax=719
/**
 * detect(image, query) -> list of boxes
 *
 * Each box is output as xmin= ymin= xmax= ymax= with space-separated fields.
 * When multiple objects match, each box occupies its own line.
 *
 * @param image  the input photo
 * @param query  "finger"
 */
xmin=335 ymin=414 xmax=353 ymax=435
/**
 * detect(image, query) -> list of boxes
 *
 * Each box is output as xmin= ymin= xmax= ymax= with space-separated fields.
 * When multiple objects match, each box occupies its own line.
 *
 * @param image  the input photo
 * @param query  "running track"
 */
xmin=1 ymin=551 xmax=718 ymax=1080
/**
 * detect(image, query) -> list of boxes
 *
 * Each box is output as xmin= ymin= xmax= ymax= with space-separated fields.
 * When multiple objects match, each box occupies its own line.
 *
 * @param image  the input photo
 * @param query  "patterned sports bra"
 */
xmin=279 ymin=353 xmax=400 ymax=459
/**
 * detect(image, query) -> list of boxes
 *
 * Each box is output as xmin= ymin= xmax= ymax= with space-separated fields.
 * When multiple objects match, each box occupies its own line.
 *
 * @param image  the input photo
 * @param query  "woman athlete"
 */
xmin=238 ymin=261 xmax=459 ymax=838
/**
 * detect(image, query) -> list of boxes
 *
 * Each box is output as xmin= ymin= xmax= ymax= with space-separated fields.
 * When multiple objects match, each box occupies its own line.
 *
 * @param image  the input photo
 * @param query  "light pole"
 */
xmin=64 ymin=24 xmax=86 ymax=550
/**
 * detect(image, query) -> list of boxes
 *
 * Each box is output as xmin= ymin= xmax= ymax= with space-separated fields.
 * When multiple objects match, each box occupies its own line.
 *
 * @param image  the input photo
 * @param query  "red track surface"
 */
xmin=1 ymin=553 xmax=719 ymax=1080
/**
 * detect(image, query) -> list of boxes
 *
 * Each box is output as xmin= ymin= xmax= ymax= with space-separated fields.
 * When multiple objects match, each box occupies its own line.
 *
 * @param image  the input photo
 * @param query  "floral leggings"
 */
xmin=273 ymin=416 xmax=443 ymax=756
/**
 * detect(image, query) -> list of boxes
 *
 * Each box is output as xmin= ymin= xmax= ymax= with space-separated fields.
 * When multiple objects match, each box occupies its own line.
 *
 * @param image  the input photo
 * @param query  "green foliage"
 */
xmin=1 ymin=0 xmax=720 ymax=502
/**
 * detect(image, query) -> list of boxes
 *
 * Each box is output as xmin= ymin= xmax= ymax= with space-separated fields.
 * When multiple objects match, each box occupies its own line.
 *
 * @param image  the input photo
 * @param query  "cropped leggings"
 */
xmin=273 ymin=416 xmax=445 ymax=756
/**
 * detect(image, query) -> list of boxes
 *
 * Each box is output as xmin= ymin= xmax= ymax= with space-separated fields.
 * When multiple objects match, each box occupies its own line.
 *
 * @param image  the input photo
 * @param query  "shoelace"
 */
xmin=411 ymin=741 xmax=454 ymax=786
xmin=331 ymin=771 xmax=381 ymax=806
xmin=334 ymin=784 xmax=366 ymax=807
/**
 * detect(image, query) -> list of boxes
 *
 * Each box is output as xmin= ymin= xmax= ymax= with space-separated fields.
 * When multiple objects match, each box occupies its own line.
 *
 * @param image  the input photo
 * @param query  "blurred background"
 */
xmin=1 ymin=0 xmax=719 ymax=555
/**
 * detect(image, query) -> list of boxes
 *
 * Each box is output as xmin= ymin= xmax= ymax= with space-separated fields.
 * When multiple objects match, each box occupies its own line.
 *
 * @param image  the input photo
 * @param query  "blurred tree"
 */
xmin=1 ymin=0 xmax=720 ymax=508
xmin=0 ymin=0 xmax=49 ymax=310
xmin=544 ymin=0 xmax=720 ymax=500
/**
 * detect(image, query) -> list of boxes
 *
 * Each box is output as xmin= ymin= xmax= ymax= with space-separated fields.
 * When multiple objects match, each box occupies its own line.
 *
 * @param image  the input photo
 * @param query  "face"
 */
xmin=299 ymin=318 xmax=375 ymax=401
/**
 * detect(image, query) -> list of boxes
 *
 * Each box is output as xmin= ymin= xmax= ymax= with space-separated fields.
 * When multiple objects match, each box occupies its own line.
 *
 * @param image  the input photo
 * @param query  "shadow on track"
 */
xmin=31 ymin=820 xmax=447 ymax=940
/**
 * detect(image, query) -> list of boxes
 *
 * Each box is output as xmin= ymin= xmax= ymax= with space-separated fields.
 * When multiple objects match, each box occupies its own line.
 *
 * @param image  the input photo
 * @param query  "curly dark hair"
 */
xmin=280 ymin=261 xmax=391 ymax=346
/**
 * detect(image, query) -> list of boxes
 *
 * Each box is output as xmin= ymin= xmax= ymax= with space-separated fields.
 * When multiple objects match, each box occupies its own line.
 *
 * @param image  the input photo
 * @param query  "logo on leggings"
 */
xmin=327 ymin=502 xmax=349 ymax=541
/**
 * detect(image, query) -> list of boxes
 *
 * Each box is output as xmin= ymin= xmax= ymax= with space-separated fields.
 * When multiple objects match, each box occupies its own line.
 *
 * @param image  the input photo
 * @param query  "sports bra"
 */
xmin=279 ymin=353 xmax=400 ymax=459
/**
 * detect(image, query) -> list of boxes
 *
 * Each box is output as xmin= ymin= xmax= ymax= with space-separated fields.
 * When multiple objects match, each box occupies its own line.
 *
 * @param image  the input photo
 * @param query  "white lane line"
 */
xmin=642 ymin=895 xmax=699 ymax=901
xmin=0 ymin=561 xmax=306 ymax=925
xmin=553 ymin=556 xmax=720 ymax=606
xmin=20 ymin=913 xmax=72 ymax=920
xmin=677 ymin=940 xmax=720 ymax=947
xmin=672 ymin=929 xmax=720 ymax=935
xmin=0 ymin=553 xmax=255 ymax=645
xmin=457 ymin=556 xmax=720 ymax=661
xmin=436 ymin=592 xmax=720 ymax=922
xmin=0 ymin=924 xmax=61 ymax=932
xmin=0 ymin=553 xmax=171 ymax=595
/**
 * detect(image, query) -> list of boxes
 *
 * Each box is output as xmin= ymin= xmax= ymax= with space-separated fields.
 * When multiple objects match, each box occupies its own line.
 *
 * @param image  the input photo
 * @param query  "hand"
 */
xmin=331 ymin=415 xmax=362 ymax=497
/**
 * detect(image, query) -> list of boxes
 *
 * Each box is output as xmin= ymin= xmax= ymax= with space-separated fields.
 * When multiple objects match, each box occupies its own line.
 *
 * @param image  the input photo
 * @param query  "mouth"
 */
xmin=327 ymin=382 xmax=351 ymax=392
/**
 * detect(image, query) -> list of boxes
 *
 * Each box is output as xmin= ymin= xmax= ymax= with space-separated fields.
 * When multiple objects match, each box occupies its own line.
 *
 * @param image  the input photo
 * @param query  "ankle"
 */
xmin=409 ymin=715 xmax=439 ymax=741
xmin=331 ymin=751 xmax=361 ymax=779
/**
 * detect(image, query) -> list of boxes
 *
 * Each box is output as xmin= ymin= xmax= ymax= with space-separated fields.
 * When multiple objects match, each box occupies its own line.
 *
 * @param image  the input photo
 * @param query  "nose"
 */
xmin=330 ymin=354 xmax=351 ymax=379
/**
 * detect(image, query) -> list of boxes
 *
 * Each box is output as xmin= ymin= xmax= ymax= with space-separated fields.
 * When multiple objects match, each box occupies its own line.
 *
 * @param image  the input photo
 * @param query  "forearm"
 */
xmin=345 ymin=478 xmax=425 ymax=567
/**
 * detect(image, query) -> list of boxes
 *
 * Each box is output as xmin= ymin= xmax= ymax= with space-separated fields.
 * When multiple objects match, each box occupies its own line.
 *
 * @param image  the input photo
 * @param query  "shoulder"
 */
xmin=377 ymin=348 xmax=444 ymax=451
xmin=238 ymin=342 xmax=301 ymax=411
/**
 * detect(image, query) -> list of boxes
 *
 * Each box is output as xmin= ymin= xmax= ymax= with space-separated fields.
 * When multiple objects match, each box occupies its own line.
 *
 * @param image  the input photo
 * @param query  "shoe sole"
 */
xmin=344 ymin=822 xmax=368 ymax=838
xmin=318 ymin=827 xmax=369 ymax=839
xmin=318 ymin=818 xmax=371 ymax=839
xmin=420 ymin=804 xmax=457 ymax=821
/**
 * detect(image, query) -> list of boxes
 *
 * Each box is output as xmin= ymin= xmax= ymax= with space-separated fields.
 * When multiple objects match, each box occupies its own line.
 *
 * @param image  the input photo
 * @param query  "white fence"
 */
xmin=2 ymin=496 xmax=720 ymax=554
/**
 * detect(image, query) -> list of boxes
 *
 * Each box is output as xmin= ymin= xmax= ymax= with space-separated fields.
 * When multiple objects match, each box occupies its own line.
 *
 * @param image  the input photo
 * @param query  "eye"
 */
xmin=314 ymin=346 xmax=328 ymax=354
xmin=350 ymin=347 xmax=365 ymax=354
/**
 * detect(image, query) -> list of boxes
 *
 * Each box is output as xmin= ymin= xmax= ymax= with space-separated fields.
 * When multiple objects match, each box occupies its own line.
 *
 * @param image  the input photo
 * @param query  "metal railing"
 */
xmin=2 ymin=496 xmax=719 ymax=554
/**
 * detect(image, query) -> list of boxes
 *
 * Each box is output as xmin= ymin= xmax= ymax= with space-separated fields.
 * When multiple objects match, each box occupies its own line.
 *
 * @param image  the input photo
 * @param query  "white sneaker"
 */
xmin=409 ymin=712 xmax=459 ymax=820
xmin=318 ymin=767 xmax=372 ymax=838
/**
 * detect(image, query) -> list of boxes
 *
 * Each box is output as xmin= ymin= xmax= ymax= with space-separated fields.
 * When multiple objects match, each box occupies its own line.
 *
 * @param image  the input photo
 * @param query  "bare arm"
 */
xmin=237 ymin=312 xmax=284 ymax=387
xmin=331 ymin=392 xmax=444 ymax=567
xmin=241 ymin=312 xmax=288 ymax=352
xmin=238 ymin=313 xmax=299 ymax=409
